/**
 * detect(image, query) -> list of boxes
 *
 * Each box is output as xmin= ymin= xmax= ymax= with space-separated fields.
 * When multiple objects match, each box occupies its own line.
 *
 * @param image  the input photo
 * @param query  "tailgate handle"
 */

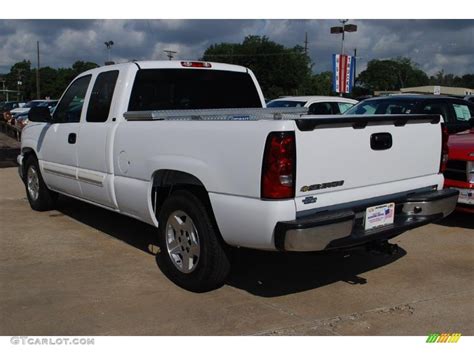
xmin=371 ymin=133 xmax=392 ymax=150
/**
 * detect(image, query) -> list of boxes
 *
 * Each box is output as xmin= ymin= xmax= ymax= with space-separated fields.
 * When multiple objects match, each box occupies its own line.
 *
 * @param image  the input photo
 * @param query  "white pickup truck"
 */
xmin=18 ymin=60 xmax=459 ymax=292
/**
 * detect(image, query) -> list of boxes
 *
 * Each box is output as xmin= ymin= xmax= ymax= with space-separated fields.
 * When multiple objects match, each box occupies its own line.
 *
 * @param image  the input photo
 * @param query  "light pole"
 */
xmin=104 ymin=41 xmax=114 ymax=63
xmin=330 ymin=20 xmax=357 ymax=55
xmin=331 ymin=20 xmax=358 ymax=96
xmin=17 ymin=80 xmax=22 ymax=101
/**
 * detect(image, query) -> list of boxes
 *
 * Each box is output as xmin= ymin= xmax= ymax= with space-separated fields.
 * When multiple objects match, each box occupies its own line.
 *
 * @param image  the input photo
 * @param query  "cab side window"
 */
xmin=452 ymin=103 xmax=473 ymax=122
xmin=337 ymin=102 xmax=354 ymax=114
xmin=86 ymin=71 xmax=119 ymax=122
xmin=420 ymin=102 xmax=449 ymax=121
xmin=53 ymin=75 xmax=91 ymax=123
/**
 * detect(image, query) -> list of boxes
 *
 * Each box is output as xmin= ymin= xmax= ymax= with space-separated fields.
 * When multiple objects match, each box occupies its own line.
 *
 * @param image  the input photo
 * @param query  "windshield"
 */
xmin=23 ymin=101 xmax=57 ymax=109
xmin=266 ymin=100 xmax=307 ymax=108
xmin=38 ymin=101 xmax=57 ymax=107
xmin=128 ymin=69 xmax=262 ymax=111
xmin=345 ymin=99 xmax=418 ymax=115
xmin=4 ymin=102 xmax=18 ymax=110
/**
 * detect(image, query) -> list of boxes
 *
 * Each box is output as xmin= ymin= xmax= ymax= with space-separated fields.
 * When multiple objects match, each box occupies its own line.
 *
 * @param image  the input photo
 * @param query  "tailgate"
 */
xmin=294 ymin=114 xmax=443 ymax=212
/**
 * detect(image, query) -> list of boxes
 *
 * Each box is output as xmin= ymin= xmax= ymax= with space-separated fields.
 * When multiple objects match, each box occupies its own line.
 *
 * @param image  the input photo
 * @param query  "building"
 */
xmin=374 ymin=85 xmax=474 ymax=97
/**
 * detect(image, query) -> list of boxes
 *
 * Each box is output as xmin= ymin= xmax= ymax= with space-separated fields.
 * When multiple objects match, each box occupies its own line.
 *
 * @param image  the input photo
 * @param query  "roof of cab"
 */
xmin=363 ymin=94 xmax=461 ymax=101
xmin=79 ymin=60 xmax=249 ymax=76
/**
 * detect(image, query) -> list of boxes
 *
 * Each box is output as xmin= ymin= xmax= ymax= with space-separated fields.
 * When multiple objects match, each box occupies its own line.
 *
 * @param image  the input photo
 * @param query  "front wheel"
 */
xmin=24 ymin=155 xmax=57 ymax=211
xmin=156 ymin=190 xmax=230 ymax=292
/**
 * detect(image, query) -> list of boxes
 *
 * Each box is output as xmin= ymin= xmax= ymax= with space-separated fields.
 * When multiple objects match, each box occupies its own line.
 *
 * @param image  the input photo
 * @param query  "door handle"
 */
xmin=370 ymin=133 xmax=392 ymax=150
xmin=68 ymin=133 xmax=77 ymax=144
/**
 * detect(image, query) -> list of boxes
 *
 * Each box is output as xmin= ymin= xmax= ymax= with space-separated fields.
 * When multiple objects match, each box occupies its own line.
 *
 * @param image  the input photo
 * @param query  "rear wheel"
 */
xmin=156 ymin=190 xmax=230 ymax=292
xmin=24 ymin=155 xmax=57 ymax=211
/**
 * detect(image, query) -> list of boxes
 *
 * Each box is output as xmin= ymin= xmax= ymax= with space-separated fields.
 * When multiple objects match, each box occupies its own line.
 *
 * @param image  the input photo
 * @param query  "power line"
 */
xmin=204 ymin=52 xmax=303 ymax=58
xmin=164 ymin=50 xmax=177 ymax=60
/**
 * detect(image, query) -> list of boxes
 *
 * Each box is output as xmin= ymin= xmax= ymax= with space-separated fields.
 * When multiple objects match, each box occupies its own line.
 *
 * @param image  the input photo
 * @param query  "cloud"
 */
xmin=0 ymin=19 xmax=472 ymax=77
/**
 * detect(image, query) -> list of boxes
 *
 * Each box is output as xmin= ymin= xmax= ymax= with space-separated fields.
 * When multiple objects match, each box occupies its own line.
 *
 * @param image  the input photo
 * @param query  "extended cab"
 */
xmin=18 ymin=61 xmax=459 ymax=291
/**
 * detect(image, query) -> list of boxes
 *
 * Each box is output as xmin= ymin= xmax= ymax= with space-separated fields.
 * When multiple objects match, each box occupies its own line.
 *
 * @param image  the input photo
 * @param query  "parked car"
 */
xmin=266 ymin=96 xmax=358 ymax=114
xmin=345 ymin=95 xmax=474 ymax=134
xmin=464 ymin=95 xmax=474 ymax=104
xmin=19 ymin=61 xmax=458 ymax=291
xmin=9 ymin=100 xmax=58 ymax=127
xmin=444 ymin=129 xmax=474 ymax=213
xmin=10 ymin=100 xmax=58 ymax=119
xmin=1 ymin=101 xmax=22 ymax=122
xmin=15 ymin=101 xmax=58 ymax=131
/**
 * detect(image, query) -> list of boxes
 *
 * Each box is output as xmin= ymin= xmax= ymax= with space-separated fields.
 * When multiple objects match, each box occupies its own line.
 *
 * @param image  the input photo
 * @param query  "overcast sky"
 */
xmin=0 ymin=19 xmax=472 ymax=76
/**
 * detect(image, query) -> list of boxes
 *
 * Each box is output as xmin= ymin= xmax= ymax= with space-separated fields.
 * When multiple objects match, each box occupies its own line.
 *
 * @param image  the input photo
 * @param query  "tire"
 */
xmin=24 ymin=155 xmax=57 ymax=211
xmin=156 ymin=190 xmax=230 ymax=292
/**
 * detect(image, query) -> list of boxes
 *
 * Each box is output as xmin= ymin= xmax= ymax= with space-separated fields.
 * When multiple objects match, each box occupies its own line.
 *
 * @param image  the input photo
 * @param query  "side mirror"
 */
xmin=28 ymin=106 xmax=52 ymax=122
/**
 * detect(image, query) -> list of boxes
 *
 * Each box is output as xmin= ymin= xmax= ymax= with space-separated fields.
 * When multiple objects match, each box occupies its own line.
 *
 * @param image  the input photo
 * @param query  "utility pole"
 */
xmin=164 ymin=50 xmax=177 ymax=60
xmin=36 ymin=41 xmax=41 ymax=100
xmin=304 ymin=32 xmax=308 ymax=55
xmin=1 ymin=79 xmax=5 ymax=101
xmin=353 ymin=48 xmax=357 ymax=89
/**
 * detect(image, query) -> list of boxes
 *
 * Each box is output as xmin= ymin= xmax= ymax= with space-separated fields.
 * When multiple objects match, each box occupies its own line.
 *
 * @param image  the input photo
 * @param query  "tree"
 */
xmin=0 ymin=60 xmax=99 ymax=101
xmin=302 ymin=71 xmax=333 ymax=96
xmin=4 ymin=60 xmax=33 ymax=101
xmin=429 ymin=71 xmax=474 ymax=88
xmin=202 ymin=36 xmax=312 ymax=99
xmin=71 ymin=61 xmax=99 ymax=76
xmin=357 ymin=57 xmax=429 ymax=92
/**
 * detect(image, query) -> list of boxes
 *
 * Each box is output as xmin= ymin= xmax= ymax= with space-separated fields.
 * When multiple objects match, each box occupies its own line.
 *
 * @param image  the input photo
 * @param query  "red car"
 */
xmin=444 ymin=129 xmax=474 ymax=213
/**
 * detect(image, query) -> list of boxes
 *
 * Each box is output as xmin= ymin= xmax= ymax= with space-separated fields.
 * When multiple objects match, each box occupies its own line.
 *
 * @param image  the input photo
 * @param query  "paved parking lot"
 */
xmin=0 ymin=161 xmax=473 ymax=335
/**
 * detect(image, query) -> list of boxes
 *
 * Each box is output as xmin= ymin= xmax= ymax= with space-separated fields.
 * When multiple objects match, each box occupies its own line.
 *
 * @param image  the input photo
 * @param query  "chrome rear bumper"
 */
xmin=274 ymin=188 xmax=459 ymax=252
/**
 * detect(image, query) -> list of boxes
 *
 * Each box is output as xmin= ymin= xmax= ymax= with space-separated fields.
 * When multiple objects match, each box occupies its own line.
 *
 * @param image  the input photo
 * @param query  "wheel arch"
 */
xmin=20 ymin=147 xmax=38 ymax=180
xmin=149 ymin=169 xmax=224 ymax=240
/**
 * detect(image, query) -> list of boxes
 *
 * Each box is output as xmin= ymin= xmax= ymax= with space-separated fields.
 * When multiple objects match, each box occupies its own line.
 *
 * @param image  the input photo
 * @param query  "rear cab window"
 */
xmin=128 ymin=69 xmax=262 ymax=111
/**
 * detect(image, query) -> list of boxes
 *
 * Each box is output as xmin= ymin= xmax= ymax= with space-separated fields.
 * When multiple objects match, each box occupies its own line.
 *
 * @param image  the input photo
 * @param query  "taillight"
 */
xmin=261 ymin=132 xmax=296 ymax=199
xmin=440 ymin=124 xmax=449 ymax=173
xmin=181 ymin=61 xmax=212 ymax=68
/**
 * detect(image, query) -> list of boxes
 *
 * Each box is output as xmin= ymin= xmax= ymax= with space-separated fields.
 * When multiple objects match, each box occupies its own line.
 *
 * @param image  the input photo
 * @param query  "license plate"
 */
xmin=456 ymin=188 xmax=474 ymax=205
xmin=365 ymin=202 xmax=395 ymax=231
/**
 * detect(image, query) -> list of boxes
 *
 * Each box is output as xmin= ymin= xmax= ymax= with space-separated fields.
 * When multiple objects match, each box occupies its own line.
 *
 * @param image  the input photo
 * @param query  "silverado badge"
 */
xmin=300 ymin=180 xmax=344 ymax=192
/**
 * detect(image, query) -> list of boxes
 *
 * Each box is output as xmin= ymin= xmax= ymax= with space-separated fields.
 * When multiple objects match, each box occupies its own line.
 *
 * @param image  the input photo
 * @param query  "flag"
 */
xmin=332 ymin=54 xmax=356 ymax=94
